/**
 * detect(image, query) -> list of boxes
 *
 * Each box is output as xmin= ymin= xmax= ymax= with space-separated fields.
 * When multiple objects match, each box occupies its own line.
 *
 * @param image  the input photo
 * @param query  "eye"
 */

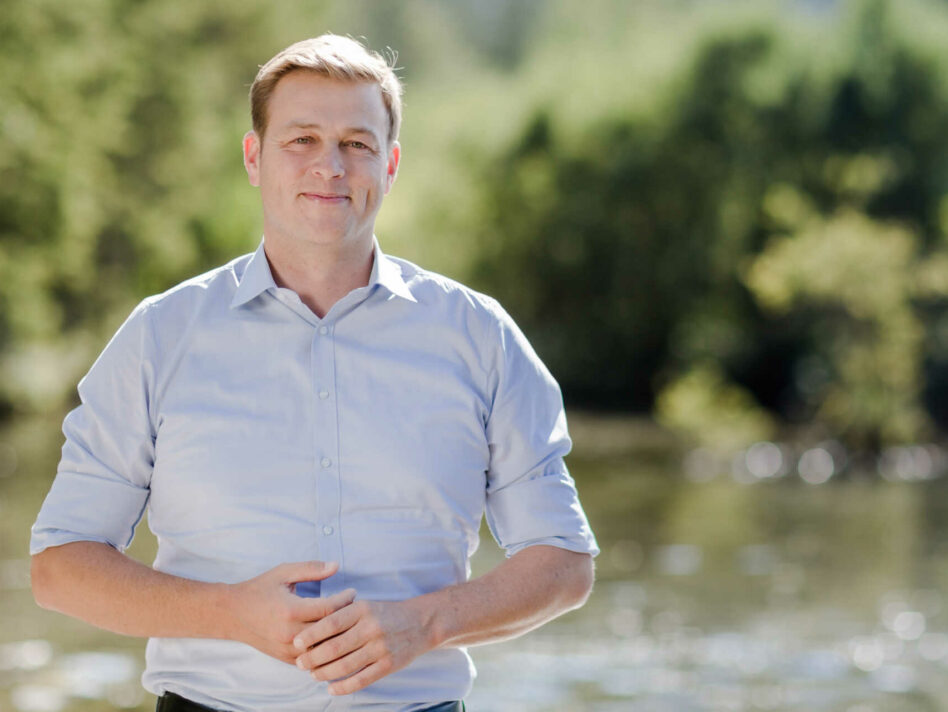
xmin=346 ymin=140 xmax=371 ymax=150
xmin=292 ymin=136 xmax=314 ymax=145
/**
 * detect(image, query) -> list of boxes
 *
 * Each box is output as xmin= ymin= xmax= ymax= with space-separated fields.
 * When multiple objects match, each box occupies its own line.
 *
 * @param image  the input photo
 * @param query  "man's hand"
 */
xmin=291 ymin=546 xmax=593 ymax=695
xmin=226 ymin=561 xmax=356 ymax=664
xmin=31 ymin=543 xmax=357 ymax=669
xmin=292 ymin=597 xmax=436 ymax=695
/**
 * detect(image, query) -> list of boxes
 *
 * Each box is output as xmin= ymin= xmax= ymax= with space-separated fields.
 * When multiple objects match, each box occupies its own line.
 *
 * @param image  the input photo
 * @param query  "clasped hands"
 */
xmin=227 ymin=560 xmax=437 ymax=696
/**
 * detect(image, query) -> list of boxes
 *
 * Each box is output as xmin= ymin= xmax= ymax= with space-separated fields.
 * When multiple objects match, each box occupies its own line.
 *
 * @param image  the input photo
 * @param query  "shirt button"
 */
xmin=318 ymin=326 xmax=329 ymax=335
xmin=322 ymin=525 xmax=334 ymax=536
xmin=318 ymin=390 xmax=330 ymax=400
xmin=320 ymin=457 xmax=332 ymax=469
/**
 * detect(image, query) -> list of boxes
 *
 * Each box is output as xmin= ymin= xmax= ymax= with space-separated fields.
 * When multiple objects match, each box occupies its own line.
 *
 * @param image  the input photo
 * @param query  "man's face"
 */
xmin=243 ymin=71 xmax=399 ymax=255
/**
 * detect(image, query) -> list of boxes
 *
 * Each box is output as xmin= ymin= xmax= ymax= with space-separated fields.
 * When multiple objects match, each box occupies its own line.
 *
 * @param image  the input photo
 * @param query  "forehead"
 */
xmin=267 ymin=71 xmax=388 ymax=135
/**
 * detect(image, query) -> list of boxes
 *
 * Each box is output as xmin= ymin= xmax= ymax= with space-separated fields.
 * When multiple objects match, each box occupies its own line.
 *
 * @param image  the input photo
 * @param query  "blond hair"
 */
xmin=250 ymin=34 xmax=403 ymax=143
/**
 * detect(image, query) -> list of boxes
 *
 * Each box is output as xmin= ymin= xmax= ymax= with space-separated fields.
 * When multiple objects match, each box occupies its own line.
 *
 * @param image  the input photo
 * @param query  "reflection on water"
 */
xmin=5 ymin=649 xmax=142 ymax=712
xmin=4 ymin=414 xmax=948 ymax=710
xmin=468 ymin=580 xmax=948 ymax=710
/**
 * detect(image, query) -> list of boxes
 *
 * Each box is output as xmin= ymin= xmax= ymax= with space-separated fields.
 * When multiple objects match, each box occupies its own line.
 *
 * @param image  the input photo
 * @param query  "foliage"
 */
xmin=4 ymin=0 xmax=948 ymax=452
xmin=745 ymin=208 xmax=928 ymax=446
xmin=0 ymin=0 xmax=534 ymax=411
xmin=655 ymin=363 xmax=776 ymax=454
xmin=0 ymin=0 xmax=282 ymax=409
xmin=471 ymin=0 xmax=948 ymax=449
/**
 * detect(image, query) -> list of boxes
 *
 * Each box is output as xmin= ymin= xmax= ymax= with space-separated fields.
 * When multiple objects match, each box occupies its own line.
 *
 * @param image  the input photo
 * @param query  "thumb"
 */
xmin=278 ymin=560 xmax=338 ymax=585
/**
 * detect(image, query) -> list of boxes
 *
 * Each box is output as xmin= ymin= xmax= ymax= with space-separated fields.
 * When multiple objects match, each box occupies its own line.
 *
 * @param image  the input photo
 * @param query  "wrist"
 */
xmin=416 ymin=587 xmax=455 ymax=650
xmin=214 ymin=581 xmax=242 ymax=641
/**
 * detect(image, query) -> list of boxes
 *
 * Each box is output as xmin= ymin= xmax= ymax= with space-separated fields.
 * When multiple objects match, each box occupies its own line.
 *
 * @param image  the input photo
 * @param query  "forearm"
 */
xmin=31 ymin=541 xmax=354 ymax=665
xmin=31 ymin=541 xmax=231 ymax=639
xmin=424 ymin=544 xmax=594 ymax=649
xmin=289 ymin=544 xmax=594 ymax=694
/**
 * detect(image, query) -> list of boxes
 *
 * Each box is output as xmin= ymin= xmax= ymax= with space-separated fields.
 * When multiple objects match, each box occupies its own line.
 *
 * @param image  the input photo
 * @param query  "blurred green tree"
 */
xmin=472 ymin=0 xmax=948 ymax=450
xmin=0 ymin=0 xmax=287 ymax=410
xmin=0 ymin=0 xmax=538 ymax=415
xmin=5 ymin=0 xmax=948 ymax=454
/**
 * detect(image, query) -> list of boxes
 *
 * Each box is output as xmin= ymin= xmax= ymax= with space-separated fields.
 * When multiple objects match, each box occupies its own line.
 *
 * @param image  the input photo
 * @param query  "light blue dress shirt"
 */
xmin=31 ymin=239 xmax=599 ymax=711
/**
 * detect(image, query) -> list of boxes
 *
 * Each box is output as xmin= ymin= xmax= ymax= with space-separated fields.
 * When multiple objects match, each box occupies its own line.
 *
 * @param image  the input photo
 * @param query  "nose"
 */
xmin=309 ymin=144 xmax=345 ymax=179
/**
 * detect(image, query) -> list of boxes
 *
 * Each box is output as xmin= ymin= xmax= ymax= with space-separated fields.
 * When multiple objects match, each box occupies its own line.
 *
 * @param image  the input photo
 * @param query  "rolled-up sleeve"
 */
xmin=30 ymin=301 xmax=157 ymax=555
xmin=482 ymin=302 xmax=599 ymax=558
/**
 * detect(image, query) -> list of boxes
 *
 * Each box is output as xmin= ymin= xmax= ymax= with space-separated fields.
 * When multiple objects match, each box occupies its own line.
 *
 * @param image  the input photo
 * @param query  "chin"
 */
xmin=302 ymin=229 xmax=356 ymax=246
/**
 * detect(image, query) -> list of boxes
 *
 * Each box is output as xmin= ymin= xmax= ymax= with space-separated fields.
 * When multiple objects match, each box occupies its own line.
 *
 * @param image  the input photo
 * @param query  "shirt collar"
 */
xmin=230 ymin=240 xmax=277 ymax=309
xmin=230 ymin=237 xmax=417 ymax=309
xmin=370 ymin=238 xmax=417 ymax=303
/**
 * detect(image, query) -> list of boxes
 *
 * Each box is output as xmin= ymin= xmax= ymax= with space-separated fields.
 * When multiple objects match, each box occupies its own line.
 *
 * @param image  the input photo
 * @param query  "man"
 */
xmin=30 ymin=35 xmax=598 ymax=712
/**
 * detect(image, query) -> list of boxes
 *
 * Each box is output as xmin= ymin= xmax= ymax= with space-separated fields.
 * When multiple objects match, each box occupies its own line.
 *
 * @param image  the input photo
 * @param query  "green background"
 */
xmin=5 ymin=0 xmax=948 ymax=709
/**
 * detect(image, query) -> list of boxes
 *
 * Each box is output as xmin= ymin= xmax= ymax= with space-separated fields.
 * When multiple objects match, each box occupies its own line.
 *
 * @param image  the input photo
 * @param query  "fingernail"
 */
xmin=296 ymin=657 xmax=305 ymax=669
xmin=293 ymin=638 xmax=304 ymax=651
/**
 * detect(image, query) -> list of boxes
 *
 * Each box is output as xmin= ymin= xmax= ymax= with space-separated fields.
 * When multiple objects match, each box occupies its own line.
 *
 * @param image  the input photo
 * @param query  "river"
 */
xmin=2 ymin=412 xmax=947 ymax=711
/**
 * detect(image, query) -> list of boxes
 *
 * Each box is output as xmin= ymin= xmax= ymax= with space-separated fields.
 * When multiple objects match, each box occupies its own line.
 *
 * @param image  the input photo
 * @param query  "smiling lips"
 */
xmin=301 ymin=191 xmax=349 ymax=203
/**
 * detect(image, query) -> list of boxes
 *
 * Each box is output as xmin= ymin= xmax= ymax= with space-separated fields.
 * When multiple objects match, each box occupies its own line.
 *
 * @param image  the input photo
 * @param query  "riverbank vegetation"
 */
xmin=3 ymin=0 xmax=948 ymax=453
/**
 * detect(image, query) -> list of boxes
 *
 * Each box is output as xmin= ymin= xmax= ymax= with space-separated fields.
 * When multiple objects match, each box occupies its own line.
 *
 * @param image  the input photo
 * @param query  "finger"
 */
xmin=328 ymin=659 xmax=391 ymax=696
xmin=277 ymin=560 xmax=338 ymax=585
xmin=310 ymin=642 xmax=373 ymax=682
xmin=291 ymin=587 xmax=356 ymax=623
xmin=278 ymin=644 xmax=302 ymax=665
xmin=294 ymin=602 xmax=361 ymax=650
xmin=297 ymin=625 xmax=363 ymax=669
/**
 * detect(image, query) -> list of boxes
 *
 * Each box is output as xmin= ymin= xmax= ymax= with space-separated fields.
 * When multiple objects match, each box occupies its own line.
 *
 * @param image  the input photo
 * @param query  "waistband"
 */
xmin=156 ymin=692 xmax=464 ymax=712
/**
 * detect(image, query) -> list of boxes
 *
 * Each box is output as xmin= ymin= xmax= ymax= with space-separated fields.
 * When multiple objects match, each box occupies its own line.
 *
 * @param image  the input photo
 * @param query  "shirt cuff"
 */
xmin=30 ymin=470 xmax=149 ymax=555
xmin=485 ymin=469 xmax=599 ymax=558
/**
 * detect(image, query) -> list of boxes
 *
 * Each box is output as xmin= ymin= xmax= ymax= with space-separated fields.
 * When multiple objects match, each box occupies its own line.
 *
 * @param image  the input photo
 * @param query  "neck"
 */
xmin=263 ymin=236 xmax=374 ymax=318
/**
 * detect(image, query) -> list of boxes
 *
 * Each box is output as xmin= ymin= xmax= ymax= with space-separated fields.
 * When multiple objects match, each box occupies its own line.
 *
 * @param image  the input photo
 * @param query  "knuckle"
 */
xmin=321 ymin=640 xmax=340 ymax=661
xmin=272 ymin=563 xmax=289 ymax=577
xmin=329 ymin=596 xmax=347 ymax=612
xmin=327 ymin=617 xmax=345 ymax=635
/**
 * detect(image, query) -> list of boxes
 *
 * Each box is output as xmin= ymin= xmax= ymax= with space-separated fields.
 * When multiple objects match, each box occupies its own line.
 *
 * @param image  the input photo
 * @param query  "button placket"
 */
xmin=311 ymin=321 xmax=343 ymax=592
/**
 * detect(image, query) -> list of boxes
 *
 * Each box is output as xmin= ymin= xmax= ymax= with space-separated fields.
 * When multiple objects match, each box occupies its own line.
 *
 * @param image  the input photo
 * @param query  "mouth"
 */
xmin=300 ymin=192 xmax=350 ymax=204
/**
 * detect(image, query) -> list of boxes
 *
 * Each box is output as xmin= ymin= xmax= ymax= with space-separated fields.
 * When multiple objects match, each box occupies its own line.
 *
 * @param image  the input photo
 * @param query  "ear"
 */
xmin=384 ymin=141 xmax=400 ymax=194
xmin=243 ymin=130 xmax=262 ymax=187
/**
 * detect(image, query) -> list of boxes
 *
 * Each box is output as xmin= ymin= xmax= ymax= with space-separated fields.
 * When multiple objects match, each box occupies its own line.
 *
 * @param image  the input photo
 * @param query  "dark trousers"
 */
xmin=157 ymin=691 xmax=464 ymax=711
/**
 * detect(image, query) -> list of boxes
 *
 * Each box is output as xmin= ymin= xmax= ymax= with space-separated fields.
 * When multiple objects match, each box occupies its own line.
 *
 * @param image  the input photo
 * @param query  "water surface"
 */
xmin=3 ymin=413 xmax=948 ymax=711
